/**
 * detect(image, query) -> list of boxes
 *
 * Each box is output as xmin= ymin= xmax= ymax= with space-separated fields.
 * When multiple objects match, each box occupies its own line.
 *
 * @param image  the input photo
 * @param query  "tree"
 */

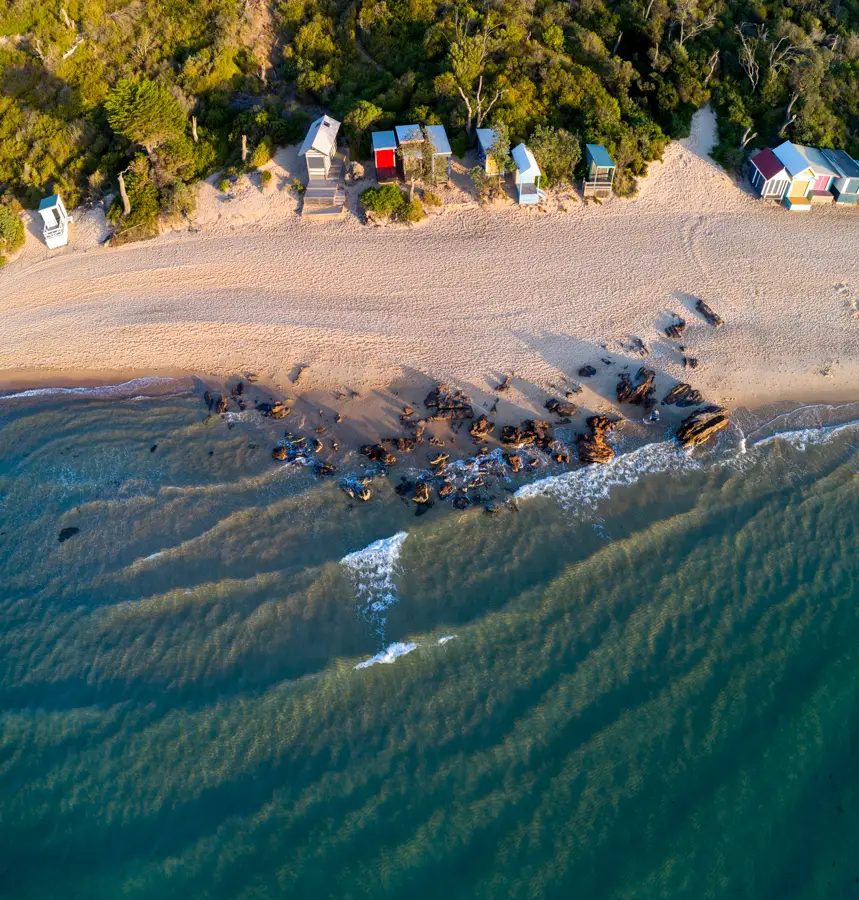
xmin=669 ymin=0 xmax=716 ymax=47
xmin=105 ymin=78 xmax=186 ymax=154
xmin=0 ymin=203 xmax=25 ymax=263
xmin=486 ymin=122 xmax=515 ymax=175
xmin=344 ymin=101 xmax=384 ymax=158
xmin=529 ymin=126 xmax=582 ymax=186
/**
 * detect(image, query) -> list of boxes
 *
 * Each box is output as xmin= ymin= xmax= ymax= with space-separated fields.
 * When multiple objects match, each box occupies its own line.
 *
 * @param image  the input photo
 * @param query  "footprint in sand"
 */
xmin=834 ymin=282 xmax=858 ymax=319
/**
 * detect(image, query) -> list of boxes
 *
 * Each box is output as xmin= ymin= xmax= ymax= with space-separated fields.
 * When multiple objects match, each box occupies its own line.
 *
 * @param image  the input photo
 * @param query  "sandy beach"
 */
xmin=1 ymin=109 xmax=858 ymax=418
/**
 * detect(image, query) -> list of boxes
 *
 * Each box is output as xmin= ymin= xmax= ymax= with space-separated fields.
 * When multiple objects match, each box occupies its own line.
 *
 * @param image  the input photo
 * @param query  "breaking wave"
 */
xmin=515 ymin=441 xmax=700 ymax=512
xmin=341 ymin=532 xmax=409 ymax=637
xmin=354 ymin=641 xmax=418 ymax=670
xmin=0 ymin=376 xmax=187 ymax=405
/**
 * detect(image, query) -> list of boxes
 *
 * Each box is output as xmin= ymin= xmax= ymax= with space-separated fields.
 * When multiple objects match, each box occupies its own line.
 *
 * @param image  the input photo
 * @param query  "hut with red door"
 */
xmin=372 ymin=131 xmax=398 ymax=182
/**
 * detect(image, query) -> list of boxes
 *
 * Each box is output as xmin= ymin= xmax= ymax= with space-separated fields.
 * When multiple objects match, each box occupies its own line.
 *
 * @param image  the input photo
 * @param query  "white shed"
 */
xmin=38 ymin=193 xmax=70 ymax=249
xmin=299 ymin=114 xmax=341 ymax=182
xmin=511 ymin=143 xmax=543 ymax=205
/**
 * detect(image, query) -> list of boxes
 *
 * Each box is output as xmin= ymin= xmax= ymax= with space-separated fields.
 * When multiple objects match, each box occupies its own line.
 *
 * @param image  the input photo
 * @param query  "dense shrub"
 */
xmin=399 ymin=199 xmax=425 ymax=224
xmin=529 ymin=127 xmax=582 ymax=187
xmin=218 ymin=178 xmax=231 ymax=194
xmin=360 ymin=185 xmax=406 ymax=217
xmin=259 ymin=170 xmax=273 ymax=188
xmin=250 ymin=136 xmax=274 ymax=168
xmin=422 ymin=190 xmax=442 ymax=207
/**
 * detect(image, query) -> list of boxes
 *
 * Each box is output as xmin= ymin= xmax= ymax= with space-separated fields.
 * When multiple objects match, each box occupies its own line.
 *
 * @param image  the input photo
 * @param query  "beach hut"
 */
xmin=511 ymin=143 xmax=543 ymax=205
xmin=38 ymin=193 xmax=70 ymax=249
xmin=395 ymin=124 xmax=423 ymax=180
xmin=299 ymin=114 xmax=340 ymax=182
xmin=772 ymin=141 xmax=818 ymax=211
xmin=372 ymin=131 xmax=398 ymax=182
xmin=797 ymin=145 xmax=838 ymax=203
xmin=583 ymin=144 xmax=616 ymax=198
xmin=424 ymin=125 xmax=452 ymax=183
xmin=820 ymin=149 xmax=859 ymax=204
xmin=476 ymin=128 xmax=502 ymax=175
xmin=748 ymin=147 xmax=790 ymax=201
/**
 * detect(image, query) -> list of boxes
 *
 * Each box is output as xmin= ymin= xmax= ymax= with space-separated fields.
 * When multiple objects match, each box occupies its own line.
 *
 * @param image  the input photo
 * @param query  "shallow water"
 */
xmin=1 ymin=382 xmax=858 ymax=899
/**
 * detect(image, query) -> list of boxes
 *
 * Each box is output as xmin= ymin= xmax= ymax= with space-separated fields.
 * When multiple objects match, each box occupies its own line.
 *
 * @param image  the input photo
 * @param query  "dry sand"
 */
xmin=2 ymin=107 xmax=858 ymax=420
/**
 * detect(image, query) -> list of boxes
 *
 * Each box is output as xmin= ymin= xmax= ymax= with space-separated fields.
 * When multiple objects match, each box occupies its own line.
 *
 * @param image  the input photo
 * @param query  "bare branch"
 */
xmin=779 ymin=92 xmax=799 ymax=137
xmin=704 ymin=48 xmax=719 ymax=85
xmin=739 ymin=125 xmax=757 ymax=150
xmin=735 ymin=24 xmax=760 ymax=92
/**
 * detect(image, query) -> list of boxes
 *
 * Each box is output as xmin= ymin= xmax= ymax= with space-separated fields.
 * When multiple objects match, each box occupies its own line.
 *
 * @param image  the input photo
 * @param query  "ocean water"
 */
xmin=1 ymin=381 xmax=859 ymax=899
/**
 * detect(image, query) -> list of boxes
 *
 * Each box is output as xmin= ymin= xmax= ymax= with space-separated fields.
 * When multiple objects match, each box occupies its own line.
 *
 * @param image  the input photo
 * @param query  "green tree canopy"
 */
xmin=105 ymin=79 xmax=186 ymax=153
xmin=529 ymin=126 xmax=582 ymax=186
xmin=0 ymin=204 xmax=25 ymax=263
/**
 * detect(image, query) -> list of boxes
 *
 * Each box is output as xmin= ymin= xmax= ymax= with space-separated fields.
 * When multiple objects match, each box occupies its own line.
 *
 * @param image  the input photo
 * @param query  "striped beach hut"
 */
xmin=748 ymin=147 xmax=789 ymax=201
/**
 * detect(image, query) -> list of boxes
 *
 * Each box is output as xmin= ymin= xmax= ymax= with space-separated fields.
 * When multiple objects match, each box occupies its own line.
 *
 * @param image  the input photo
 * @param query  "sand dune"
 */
xmin=1 ymin=108 xmax=857 ymax=409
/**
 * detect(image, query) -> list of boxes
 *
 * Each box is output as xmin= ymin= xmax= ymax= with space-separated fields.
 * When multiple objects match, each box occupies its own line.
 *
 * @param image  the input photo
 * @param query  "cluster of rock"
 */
xmin=424 ymin=384 xmax=474 ymax=420
xmin=469 ymin=414 xmax=494 ymax=441
xmin=578 ymin=415 xmax=617 ymax=464
xmin=360 ymin=443 xmax=397 ymax=466
xmin=501 ymin=419 xmax=553 ymax=449
xmin=674 ymin=406 xmax=730 ymax=447
xmin=545 ymin=398 xmax=577 ymax=418
xmin=662 ymin=383 xmax=704 ymax=407
xmin=578 ymin=365 xmax=597 ymax=378
xmin=665 ymin=317 xmax=686 ymax=340
xmin=616 ymin=368 xmax=656 ymax=408
xmin=696 ymin=299 xmax=724 ymax=328
xmin=204 ymin=391 xmax=229 ymax=415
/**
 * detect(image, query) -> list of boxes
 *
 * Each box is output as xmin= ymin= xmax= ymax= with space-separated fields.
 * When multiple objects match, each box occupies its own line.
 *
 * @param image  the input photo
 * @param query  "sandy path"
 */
xmin=1 ymin=109 xmax=858 ymax=408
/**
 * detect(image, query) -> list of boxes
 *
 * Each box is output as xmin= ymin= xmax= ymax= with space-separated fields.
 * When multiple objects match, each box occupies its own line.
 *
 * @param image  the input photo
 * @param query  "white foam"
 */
xmin=750 ymin=419 xmax=859 ymax=452
xmin=0 ymin=376 xmax=181 ymax=403
xmin=341 ymin=532 xmax=409 ymax=637
xmin=437 ymin=635 xmax=457 ymax=644
xmin=354 ymin=641 xmax=418 ymax=669
xmin=515 ymin=441 xmax=699 ymax=512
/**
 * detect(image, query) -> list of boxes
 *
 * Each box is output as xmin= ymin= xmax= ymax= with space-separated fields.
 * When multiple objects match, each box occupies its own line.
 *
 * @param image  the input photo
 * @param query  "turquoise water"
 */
xmin=1 ymin=381 xmax=858 ymax=899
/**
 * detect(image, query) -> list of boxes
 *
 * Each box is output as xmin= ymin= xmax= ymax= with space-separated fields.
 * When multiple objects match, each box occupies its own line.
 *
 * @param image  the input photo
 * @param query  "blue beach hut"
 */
xmin=583 ymin=144 xmax=616 ymax=197
xmin=821 ymin=149 xmax=859 ymax=204
xmin=511 ymin=143 xmax=543 ymax=205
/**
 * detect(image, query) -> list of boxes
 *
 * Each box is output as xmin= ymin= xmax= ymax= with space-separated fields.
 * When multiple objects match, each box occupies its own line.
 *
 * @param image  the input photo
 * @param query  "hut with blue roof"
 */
xmin=583 ymin=144 xmax=616 ymax=198
xmin=372 ymin=131 xmax=398 ymax=182
xmin=423 ymin=124 xmax=452 ymax=183
xmin=395 ymin=124 xmax=424 ymax=180
xmin=820 ymin=149 xmax=859 ymax=204
xmin=38 ymin=193 xmax=70 ymax=249
xmin=511 ymin=143 xmax=543 ymax=205
xmin=476 ymin=128 xmax=503 ymax=175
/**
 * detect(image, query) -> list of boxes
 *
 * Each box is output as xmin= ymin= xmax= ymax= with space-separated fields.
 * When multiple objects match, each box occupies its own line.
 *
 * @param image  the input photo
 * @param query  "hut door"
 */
xmin=376 ymin=149 xmax=395 ymax=168
xmin=813 ymin=174 xmax=830 ymax=192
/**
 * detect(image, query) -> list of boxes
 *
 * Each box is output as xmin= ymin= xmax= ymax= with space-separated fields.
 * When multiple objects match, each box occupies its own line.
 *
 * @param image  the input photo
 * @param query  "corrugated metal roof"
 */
xmin=821 ymin=148 xmax=859 ymax=178
xmin=424 ymin=125 xmax=451 ymax=156
xmin=299 ymin=114 xmax=340 ymax=157
xmin=586 ymin=144 xmax=615 ymax=169
xmin=372 ymin=130 xmax=397 ymax=151
xmin=395 ymin=124 xmax=422 ymax=144
xmin=476 ymin=129 xmax=497 ymax=153
xmin=796 ymin=145 xmax=839 ymax=177
xmin=749 ymin=147 xmax=785 ymax=181
xmin=512 ymin=143 xmax=540 ymax=181
xmin=38 ymin=194 xmax=60 ymax=210
xmin=773 ymin=141 xmax=813 ymax=177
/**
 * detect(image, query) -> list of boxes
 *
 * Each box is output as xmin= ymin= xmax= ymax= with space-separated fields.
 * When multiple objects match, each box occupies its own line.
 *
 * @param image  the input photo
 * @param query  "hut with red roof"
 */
xmin=748 ymin=148 xmax=790 ymax=201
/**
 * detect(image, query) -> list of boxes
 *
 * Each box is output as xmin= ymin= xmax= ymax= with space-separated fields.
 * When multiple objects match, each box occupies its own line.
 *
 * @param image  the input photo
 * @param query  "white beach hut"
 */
xmin=299 ymin=114 xmax=341 ymax=183
xmin=511 ymin=143 xmax=543 ymax=205
xmin=38 ymin=193 xmax=70 ymax=249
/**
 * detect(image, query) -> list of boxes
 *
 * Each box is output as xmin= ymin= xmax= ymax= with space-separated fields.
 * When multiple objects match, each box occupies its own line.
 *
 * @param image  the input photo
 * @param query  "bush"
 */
xmin=399 ymin=199 xmax=424 ymax=224
xmin=259 ymin=170 xmax=273 ymax=189
xmin=0 ymin=204 xmax=25 ymax=257
xmin=529 ymin=126 xmax=582 ymax=187
xmin=360 ymin=184 xmax=406 ymax=216
xmin=422 ymin=190 xmax=442 ymax=207
xmin=250 ymin=136 xmax=274 ymax=168
xmin=290 ymin=178 xmax=306 ymax=194
xmin=218 ymin=178 xmax=231 ymax=193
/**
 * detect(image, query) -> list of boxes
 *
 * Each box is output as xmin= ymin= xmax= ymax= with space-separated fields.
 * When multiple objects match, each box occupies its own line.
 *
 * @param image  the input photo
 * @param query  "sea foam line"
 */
xmin=515 ymin=441 xmax=699 ymax=512
xmin=341 ymin=532 xmax=409 ymax=637
xmin=0 ymin=376 xmax=183 ymax=404
xmin=353 ymin=641 xmax=418 ymax=669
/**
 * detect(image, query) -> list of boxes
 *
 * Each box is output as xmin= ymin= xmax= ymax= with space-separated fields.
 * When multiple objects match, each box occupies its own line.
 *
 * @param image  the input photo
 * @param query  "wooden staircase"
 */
xmin=301 ymin=157 xmax=347 ymax=219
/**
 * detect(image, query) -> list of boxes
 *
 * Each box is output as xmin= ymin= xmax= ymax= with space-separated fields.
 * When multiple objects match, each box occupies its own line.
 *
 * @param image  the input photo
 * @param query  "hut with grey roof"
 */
xmin=299 ymin=114 xmax=340 ymax=182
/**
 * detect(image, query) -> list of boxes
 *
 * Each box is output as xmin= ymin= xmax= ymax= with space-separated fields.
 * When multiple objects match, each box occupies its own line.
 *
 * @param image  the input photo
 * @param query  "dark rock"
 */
xmin=438 ymin=481 xmax=455 ymax=499
xmin=231 ymin=381 xmax=244 ymax=396
xmin=312 ymin=438 xmax=324 ymax=452
xmin=58 ymin=527 xmax=79 ymax=543
xmin=501 ymin=420 xmax=553 ymax=448
xmin=425 ymin=383 xmax=472 ymax=412
xmin=469 ymin=415 xmax=494 ymax=441
xmin=601 ymin=358 xmax=613 ymax=365
xmin=617 ymin=367 xmax=656 ymax=408
xmin=204 ymin=390 xmax=214 ymax=410
xmin=496 ymin=373 xmax=513 ymax=392
xmin=502 ymin=425 xmax=534 ymax=447
xmin=357 ymin=487 xmax=371 ymax=501
xmin=403 ymin=405 xmax=414 ymax=416
xmin=629 ymin=337 xmax=651 ymax=356
xmin=150 ymin=445 xmax=157 ymax=452
xmin=316 ymin=462 xmax=336 ymax=477
xmin=432 ymin=408 xmax=474 ymax=421
xmin=675 ymin=406 xmax=730 ymax=448
xmin=578 ymin=365 xmax=597 ymax=378
xmin=665 ymin=318 xmax=686 ymax=339
xmin=577 ymin=415 xmax=618 ymax=465
xmin=361 ymin=444 xmax=397 ymax=465
xmin=453 ymin=495 xmax=470 ymax=510
xmin=246 ymin=372 xmax=259 ymax=383
xmin=383 ymin=437 xmax=415 ymax=452
xmin=546 ymin=398 xmax=577 ymax=417
xmin=505 ymin=453 xmax=524 ymax=473
xmin=552 ymin=443 xmax=571 ymax=464
xmin=413 ymin=482 xmax=430 ymax=503
xmin=429 ymin=453 xmax=450 ymax=467
xmin=259 ymin=401 xmax=290 ymax=419
xmin=683 ymin=356 xmax=700 ymax=370
xmin=215 ymin=395 xmax=228 ymax=415
xmin=663 ymin=383 xmax=705 ymax=407
xmin=272 ymin=446 xmax=288 ymax=461
xmin=696 ymin=298 xmax=724 ymax=328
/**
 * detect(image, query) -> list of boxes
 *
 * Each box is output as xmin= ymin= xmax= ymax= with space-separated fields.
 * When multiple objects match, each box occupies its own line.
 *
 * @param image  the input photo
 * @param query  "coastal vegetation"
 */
xmin=1 ymin=0 xmax=858 ymax=225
